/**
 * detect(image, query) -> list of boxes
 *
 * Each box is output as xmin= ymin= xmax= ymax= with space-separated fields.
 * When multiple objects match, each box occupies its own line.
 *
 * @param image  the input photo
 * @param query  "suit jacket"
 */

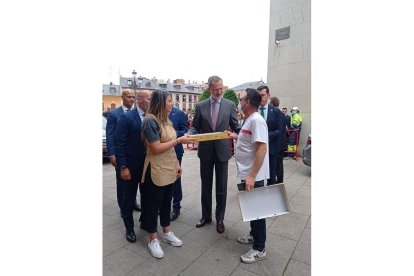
xmin=114 ymin=109 xmax=146 ymax=179
xmin=266 ymin=105 xmax=286 ymax=155
xmin=189 ymin=98 xmax=241 ymax=162
xmin=169 ymin=107 xmax=189 ymax=159
xmin=106 ymin=106 xmax=124 ymax=157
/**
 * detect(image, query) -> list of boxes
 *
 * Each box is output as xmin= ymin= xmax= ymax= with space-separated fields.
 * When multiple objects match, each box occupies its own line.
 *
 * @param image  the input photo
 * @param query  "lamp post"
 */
xmin=132 ymin=69 xmax=137 ymax=94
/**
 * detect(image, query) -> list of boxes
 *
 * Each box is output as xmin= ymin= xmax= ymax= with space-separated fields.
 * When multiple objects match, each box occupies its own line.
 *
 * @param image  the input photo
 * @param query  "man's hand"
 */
xmin=120 ymin=167 xmax=131 ymax=180
xmin=110 ymin=155 xmax=116 ymax=167
xmin=245 ymin=175 xmax=255 ymax=191
xmin=229 ymin=132 xmax=238 ymax=141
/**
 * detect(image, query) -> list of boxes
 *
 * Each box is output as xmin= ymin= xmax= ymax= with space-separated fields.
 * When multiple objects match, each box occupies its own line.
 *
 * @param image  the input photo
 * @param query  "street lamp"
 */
xmin=132 ymin=69 xmax=137 ymax=94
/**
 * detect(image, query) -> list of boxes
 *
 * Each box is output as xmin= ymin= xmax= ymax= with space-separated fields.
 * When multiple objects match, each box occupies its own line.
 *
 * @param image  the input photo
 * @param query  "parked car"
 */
xmin=302 ymin=133 xmax=311 ymax=166
xmin=102 ymin=116 xmax=107 ymax=158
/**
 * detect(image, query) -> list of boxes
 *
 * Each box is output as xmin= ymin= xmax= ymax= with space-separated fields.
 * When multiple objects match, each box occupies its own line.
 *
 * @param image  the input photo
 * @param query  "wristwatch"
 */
xmin=120 ymin=166 xmax=128 ymax=170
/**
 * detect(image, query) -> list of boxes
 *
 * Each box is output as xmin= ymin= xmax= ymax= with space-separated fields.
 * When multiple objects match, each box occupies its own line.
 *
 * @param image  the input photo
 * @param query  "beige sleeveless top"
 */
xmin=141 ymin=114 xmax=178 ymax=186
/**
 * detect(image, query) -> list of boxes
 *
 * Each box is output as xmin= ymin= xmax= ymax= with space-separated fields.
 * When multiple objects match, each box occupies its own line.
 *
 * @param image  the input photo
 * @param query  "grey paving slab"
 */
xmin=230 ymin=267 xmax=260 ymax=276
xmin=306 ymin=215 xmax=311 ymax=229
xmin=103 ymin=197 xmax=120 ymax=216
xmin=127 ymin=244 xmax=202 ymax=276
xmin=268 ymin=212 xmax=309 ymax=241
xmin=103 ymin=223 xmax=130 ymax=257
xmin=284 ymin=259 xmax=311 ymax=276
xmin=292 ymin=227 xmax=311 ymax=265
xmin=180 ymin=236 xmax=245 ymax=276
xmin=103 ymin=213 xmax=123 ymax=229
xmin=288 ymin=187 xmax=311 ymax=216
xmin=103 ymin=248 xmax=146 ymax=276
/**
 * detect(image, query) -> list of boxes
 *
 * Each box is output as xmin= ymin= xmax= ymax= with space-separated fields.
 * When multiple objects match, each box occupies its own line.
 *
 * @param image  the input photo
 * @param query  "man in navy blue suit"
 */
xmin=106 ymin=89 xmax=141 ymax=211
xmin=168 ymin=106 xmax=189 ymax=221
xmin=257 ymin=85 xmax=285 ymax=185
xmin=114 ymin=89 xmax=151 ymax=243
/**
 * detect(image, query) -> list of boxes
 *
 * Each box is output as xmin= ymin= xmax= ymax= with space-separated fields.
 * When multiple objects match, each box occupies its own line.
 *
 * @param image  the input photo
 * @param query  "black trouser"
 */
xmin=143 ymin=165 xmax=174 ymax=233
xmin=267 ymin=153 xmax=277 ymax=185
xmin=116 ymin=170 xmax=139 ymax=232
xmin=275 ymin=149 xmax=284 ymax=184
xmin=200 ymin=155 xmax=228 ymax=221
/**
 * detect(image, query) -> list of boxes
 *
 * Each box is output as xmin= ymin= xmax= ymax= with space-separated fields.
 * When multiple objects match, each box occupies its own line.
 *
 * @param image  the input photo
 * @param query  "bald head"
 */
xmin=136 ymin=90 xmax=152 ymax=112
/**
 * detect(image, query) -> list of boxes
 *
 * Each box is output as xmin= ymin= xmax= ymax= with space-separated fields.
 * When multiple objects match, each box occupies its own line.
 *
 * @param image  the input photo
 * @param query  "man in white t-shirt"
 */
xmin=233 ymin=88 xmax=269 ymax=264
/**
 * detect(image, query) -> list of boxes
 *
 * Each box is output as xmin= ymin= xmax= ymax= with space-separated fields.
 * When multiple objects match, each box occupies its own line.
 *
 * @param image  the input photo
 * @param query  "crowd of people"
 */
xmin=104 ymin=75 xmax=302 ymax=263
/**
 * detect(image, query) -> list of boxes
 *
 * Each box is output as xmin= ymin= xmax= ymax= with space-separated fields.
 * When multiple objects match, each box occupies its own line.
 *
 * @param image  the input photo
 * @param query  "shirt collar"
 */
xmin=210 ymin=97 xmax=222 ymax=104
xmin=136 ymin=107 xmax=145 ymax=116
xmin=260 ymin=103 xmax=269 ymax=109
xmin=122 ymin=105 xmax=134 ymax=112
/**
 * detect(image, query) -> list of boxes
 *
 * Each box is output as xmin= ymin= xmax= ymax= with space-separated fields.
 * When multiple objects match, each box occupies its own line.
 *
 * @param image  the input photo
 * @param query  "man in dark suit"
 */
xmin=106 ymin=89 xmax=141 ymax=211
xmin=168 ymin=106 xmax=189 ymax=221
xmin=257 ymin=85 xmax=285 ymax=185
xmin=189 ymin=75 xmax=241 ymax=233
xmin=114 ymin=89 xmax=151 ymax=243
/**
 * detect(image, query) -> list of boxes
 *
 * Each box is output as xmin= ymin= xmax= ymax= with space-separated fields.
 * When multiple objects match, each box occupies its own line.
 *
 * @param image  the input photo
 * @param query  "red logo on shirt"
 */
xmin=241 ymin=129 xmax=252 ymax=135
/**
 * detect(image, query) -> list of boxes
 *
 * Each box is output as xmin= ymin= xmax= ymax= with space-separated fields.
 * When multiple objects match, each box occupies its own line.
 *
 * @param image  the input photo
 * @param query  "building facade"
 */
xmin=231 ymin=80 xmax=267 ymax=100
xmin=102 ymin=77 xmax=204 ymax=112
xmin=267 ymin=0 xmax=311 ymax=152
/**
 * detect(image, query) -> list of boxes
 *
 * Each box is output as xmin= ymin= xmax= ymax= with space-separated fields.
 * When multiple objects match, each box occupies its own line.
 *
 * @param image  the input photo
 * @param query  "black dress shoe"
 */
xmin=196 ymin=218 xmax=212 ymax=228
xmin=126 ymin=230 xmax=136 ymax=243
xmin=170 ymin=210 xmax=180 ymax=221
xmin=216 ymin=220 xmax=225 ymax=234
xmin=133 ymin=203 xmax=141 ymax=212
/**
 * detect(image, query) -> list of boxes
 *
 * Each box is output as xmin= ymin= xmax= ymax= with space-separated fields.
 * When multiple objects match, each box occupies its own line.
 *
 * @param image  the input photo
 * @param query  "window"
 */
xmin=182 ymin=95 xmax=186 ymax=102
xmin=110 ymin=87 xmax=116 ymax=94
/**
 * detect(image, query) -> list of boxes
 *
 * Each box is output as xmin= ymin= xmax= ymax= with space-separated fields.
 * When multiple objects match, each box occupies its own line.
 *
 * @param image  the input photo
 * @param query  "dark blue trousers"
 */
xmin=249 ymin=180 xmax=266 ymax=251
xmin=172 ymin=157 xmax=183 ymax=211
xmin=116 ymin=169 xmax=139 ymax=232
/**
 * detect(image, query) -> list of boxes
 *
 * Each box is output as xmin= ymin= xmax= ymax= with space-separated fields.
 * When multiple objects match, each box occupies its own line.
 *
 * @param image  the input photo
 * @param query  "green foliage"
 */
xmin=199 ymin=89 xmax=210 ymax=102
xmin=223 ymin=89 xmax=239 ymax=106
xmin=198 ymin=89 xmax=239 ymax=106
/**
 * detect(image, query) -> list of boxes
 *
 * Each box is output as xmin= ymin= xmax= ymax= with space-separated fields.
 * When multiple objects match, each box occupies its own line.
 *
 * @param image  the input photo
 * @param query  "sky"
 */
xmin=100 ymin=0 xmax=270 ymax=88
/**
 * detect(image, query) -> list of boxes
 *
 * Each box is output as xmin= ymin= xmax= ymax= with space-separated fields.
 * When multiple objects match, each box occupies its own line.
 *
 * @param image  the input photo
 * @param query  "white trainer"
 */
xmin=237 ymin=234 xmax=254 ymax=244
xmin=162 ymin=231 xmax=182 ymax=247
xmin=148 ymin=239 xmax=164 ymax=259
xmin=240 ymin=248 xmax=266 ymax=264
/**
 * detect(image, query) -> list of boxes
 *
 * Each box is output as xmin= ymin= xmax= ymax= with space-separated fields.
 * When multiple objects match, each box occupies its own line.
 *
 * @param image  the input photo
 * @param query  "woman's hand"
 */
xmin=177 ymin=134 xmax=196 ymax=144
xmin=176 ymin=161 xmax=182 ymax=178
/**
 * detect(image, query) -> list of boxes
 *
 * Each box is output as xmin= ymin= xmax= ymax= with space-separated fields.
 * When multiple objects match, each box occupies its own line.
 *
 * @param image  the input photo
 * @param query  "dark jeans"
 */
xmin=172 ymin=157 xmax=183 ymax=211
xmin=249 ymin=180 xmax=266 ymax=251
xmin=143 ymin=165 xmax=174 ymax=233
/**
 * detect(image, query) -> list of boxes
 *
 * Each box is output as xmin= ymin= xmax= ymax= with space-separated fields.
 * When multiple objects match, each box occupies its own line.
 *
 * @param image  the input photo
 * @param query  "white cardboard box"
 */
xmin=237 ymin=184 xmax=290 ymax=222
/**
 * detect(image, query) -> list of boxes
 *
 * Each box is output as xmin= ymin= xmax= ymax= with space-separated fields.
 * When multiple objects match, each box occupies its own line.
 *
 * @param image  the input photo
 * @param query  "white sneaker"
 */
xmin=148 ymin=239 xmax=164 ymax=259
xmin=237 ymin=234 xmax=254 ymax=244
xmin=162 ymin=231 xmax=182 ymax=247
xmin=240 ymin=248 xmax=266 ymax=264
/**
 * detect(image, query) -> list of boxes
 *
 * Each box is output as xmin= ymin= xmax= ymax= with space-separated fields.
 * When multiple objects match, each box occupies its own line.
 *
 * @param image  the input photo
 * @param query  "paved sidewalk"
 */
xmin=103 ymin=150 xmax=311 ymax=276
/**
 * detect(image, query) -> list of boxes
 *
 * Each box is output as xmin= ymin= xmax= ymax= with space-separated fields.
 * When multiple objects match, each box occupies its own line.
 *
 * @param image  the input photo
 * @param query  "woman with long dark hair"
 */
xmin=141 ymin=89 xmax=195 ymax=259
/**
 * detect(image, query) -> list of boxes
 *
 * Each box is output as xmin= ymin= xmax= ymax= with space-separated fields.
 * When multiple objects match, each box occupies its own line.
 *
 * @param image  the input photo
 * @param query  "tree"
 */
xmin=223 ymin=89 xmax=239 ymax=106
xmin=199 ymin=89 xmax=210 ymax=102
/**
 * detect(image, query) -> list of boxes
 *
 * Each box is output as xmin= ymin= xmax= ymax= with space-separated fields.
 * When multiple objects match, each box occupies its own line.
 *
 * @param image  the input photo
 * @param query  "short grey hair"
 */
xmin=207 ymin=76 xmax=222 ymax=87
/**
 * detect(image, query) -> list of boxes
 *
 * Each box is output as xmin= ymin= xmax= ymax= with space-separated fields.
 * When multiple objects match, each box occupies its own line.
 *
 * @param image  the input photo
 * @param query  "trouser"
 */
xmin=249 ymin=180 xmax=266 ymax=251
xmin=143 ymin=165 xmax=174 ymax=233
xmin=116 ymin=170 xmax=139 ymax=232
xmin=172 ymin=157 xmax=183 ymax=211
xmin=200 ymin=155 xmax=228 ymax=221
xmin=275 ymin=149 xmax=284 ymax=184
xmin=267 ymin=153 xmax=277 ymax=185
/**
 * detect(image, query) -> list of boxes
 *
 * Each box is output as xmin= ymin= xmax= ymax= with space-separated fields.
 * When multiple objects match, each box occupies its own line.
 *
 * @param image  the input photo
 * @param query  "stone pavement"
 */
xmin=103 ymin=150 xmax=311 ymax=276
